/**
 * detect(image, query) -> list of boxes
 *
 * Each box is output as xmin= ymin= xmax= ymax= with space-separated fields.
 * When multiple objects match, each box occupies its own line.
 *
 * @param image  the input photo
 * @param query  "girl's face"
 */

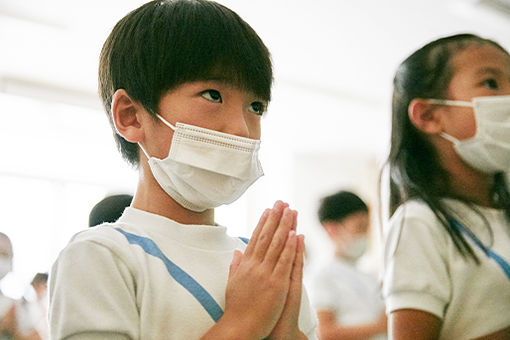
xmin=440 ymin=43 xmax=510 ymax=140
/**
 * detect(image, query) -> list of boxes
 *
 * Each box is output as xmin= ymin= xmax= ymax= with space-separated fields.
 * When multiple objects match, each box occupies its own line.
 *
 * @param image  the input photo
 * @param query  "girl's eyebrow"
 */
xmin=475 ymin=66 xmax=503 ymax=76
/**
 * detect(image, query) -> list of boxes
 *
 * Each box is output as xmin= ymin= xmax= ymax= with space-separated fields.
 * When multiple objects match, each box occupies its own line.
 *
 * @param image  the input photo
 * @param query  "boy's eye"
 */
xmin=249 ymin=101 xmax=265 ymax=116
xmin=483 ymin=78 xmax=499 ymax=90
xmin=201 ymin=90 xmax=222 ymax=103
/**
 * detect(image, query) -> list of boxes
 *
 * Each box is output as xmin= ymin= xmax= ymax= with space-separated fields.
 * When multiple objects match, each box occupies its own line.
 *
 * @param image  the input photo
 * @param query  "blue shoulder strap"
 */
xmin=114 ymin=228 xmax=251 ymax=322
xmin=115 ymin=228 xmax=224 ymax=322
xmin=451 ymin=220 xmax=510 ymax=281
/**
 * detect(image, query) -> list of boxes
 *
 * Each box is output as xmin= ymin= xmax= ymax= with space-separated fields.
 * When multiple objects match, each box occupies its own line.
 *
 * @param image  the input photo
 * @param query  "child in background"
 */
xmin=49 ymin=1 xmax=317 ymax=339
xmin=88 ymin=194 xmax=133 ymax=227
xmin=26 ymin=274 xmax=48 ymax=340
xmin=310 ymin=191 xmax=387 ymax=340
xmin=383 ymin=33 xmax=510 ymax=339
xmin=0 ymin=233 xmax=41 ymax=340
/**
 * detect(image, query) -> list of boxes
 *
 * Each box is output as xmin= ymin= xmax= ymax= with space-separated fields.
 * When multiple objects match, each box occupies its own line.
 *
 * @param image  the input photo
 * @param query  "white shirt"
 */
xmin=310 ymin=257 xmax=386 ymax=340
xmin=383 ymin=199 xmax=510 ymax=339
xmin=50 ymin=207 xmax=318 ymax=340
xmin=0 ymin=292 xmax=39 ymax=340
xmin=0 ymin=292 xmax=14 ymax=340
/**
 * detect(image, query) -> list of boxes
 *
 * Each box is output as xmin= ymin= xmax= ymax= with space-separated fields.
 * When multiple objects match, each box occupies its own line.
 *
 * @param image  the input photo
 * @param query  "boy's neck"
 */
xmin=131 ymin=164 xmax=215 ymax=226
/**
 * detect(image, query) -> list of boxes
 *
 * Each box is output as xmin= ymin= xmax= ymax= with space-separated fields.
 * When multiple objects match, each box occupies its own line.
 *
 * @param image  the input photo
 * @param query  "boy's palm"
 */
xmin=223 ymin=201 xmax=298 ymax=340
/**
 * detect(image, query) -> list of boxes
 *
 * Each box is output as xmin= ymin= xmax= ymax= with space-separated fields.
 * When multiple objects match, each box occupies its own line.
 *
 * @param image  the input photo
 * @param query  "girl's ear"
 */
xmin=111 ymin=89 xmax=145 ymax=143
xmin=408 ymin=98 xmax=443 ymax=134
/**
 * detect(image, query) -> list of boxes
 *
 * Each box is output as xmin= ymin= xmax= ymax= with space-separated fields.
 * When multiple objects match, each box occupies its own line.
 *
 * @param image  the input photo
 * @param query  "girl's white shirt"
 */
xmin=382 ymin=199 xmax=510 ymax=339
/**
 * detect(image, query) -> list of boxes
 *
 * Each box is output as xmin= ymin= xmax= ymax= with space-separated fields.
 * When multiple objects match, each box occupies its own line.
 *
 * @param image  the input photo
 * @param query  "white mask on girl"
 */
xmin=139 ymin=114 xmax=264 ymax=212
xmin=427 ymin=95 xmax=510 ymax=173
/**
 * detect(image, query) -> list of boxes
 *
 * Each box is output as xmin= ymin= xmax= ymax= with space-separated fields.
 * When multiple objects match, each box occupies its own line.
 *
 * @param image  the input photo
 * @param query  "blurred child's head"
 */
xmin=99 ymin=0 xmax=273 ymax=167
xmin=88 ymin=194 xmax=133 ymax=227
xmin=31 ymin=272 xmax=48 ymax=300
xmin=388 ymin=33 xmax=510 ymax=214
xmin=318 ymin=191 xmax=369 ymax=261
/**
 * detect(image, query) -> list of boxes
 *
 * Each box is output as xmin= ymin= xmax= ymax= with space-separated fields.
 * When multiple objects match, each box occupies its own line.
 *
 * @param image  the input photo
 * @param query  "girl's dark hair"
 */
xmin=99 ymin=0 xmax=273 ymax=166
xmin=387 ymin=33 xmax=510 ymax=261
xmin=318 ymin=191 xmax=368 ymax=224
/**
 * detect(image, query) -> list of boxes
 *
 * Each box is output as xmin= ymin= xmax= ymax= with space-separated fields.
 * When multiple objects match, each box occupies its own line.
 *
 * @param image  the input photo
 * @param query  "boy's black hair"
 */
xmin=385 ymin=33 xmax=510 ymax=261
xmin=318 ymin=191 xmax=368 ymax=224
xmin=99 ymin=0 xmax=273 ymax=166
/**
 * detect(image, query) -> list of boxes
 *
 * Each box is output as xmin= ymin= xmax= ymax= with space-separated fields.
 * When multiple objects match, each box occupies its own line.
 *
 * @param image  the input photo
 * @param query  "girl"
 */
xmin=383 ymin=33 xmax=510 ymax=339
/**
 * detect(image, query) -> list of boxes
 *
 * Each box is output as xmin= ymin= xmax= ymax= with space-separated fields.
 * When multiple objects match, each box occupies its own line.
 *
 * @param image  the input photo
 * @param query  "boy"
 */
xmin=310 ymin=191 xmax=387 ymax=340
xmin=49 ymin=1 xmax=317 ymax=339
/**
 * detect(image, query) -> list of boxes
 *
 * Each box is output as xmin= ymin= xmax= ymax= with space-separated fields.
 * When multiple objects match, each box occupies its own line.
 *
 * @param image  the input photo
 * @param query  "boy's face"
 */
xmin=323 ymin=211 xmax=369 ymax=247
xmin=143 ymin=81 xmax=266 ymax=159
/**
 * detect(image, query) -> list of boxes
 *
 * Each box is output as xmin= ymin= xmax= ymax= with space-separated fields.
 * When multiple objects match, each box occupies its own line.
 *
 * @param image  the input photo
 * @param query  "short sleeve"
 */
xmin=49 ymin=238 xmax=139 ymax=340
xmin=382 ymin=203 xmax=451 ymax=319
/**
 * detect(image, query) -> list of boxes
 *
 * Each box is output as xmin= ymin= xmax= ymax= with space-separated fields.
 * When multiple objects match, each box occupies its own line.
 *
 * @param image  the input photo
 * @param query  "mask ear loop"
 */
xmin=156 ymin=114 xmax=177 ymax=131
xmin=138 ymin=142 xmax=151 ymax=160
xmin=138 ymin=114 xmax=177 ymax=160
xmin=426 ymin=99 xmax=474 ymax=144
xmin=426 ymin=99 xmax=473 ymax=107
xmin=440 ymin=132 xmax=460 ymax=144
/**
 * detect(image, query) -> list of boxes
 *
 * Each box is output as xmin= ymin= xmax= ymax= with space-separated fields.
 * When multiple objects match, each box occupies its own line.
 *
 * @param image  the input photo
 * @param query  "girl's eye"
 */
xmin=201 ymin=90 xmax=222 ymax=103
xmin=483 ymin=78 xmax=499 ymax=90
xmin=249 ymin=101 xmax=266 ymax=116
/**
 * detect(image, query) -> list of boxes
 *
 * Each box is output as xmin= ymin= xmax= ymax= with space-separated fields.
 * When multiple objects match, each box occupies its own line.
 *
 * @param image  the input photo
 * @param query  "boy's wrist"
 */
xmin=201 ymin=313 xmax=259 ymax=340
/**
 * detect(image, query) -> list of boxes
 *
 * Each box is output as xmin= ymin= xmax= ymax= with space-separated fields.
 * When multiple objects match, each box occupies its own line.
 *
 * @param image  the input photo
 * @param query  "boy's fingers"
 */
xmin=263 ymin=208 xmax=295 ymax=266
xmin=291 ymin=210 xmax=298 ymax=231
xmin=229 ymin=250 xmax=243 ymax=276
xmin=272 ymin=230 xmax=297 ymax=279
xmin=291 ymin=235 xmax=305 ymax=282
xmin=243 ymin=209 xmax=270 ymax=257
xmin=252 ymin=201 xmax=288 ymax=261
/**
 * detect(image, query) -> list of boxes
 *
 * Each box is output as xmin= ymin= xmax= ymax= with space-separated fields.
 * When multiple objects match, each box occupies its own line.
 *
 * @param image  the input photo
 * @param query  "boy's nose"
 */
xmin=222 ymin=110 xmax=250 ymax=138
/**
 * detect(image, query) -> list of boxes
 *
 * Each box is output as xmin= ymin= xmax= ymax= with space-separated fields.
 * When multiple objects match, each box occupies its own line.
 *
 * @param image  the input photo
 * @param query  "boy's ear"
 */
xmin=408 ymin=98 xmax=443 ymax=134
xmin=111 ymin=89 xmax=145 ymax=143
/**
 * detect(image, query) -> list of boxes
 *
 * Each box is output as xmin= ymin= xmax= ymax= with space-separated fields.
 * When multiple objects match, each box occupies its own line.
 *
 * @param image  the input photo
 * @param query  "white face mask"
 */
xmin=0 ymin=257 xmax=12 ymax=281
xmin=427 ymin=95 xmax=510 ymax=173
xmin=341 ymin=235 xmax=368 ymax=261
xmin=139 ymin=114 xmax=264 ymax=212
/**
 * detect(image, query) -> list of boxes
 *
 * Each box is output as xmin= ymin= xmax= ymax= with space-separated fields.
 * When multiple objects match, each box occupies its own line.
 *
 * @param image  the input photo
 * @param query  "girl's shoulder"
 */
xmin=385 ymin=199 xmax=451 ymax=255
xmin=390 ymin=199 xmax=438 ymax=226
